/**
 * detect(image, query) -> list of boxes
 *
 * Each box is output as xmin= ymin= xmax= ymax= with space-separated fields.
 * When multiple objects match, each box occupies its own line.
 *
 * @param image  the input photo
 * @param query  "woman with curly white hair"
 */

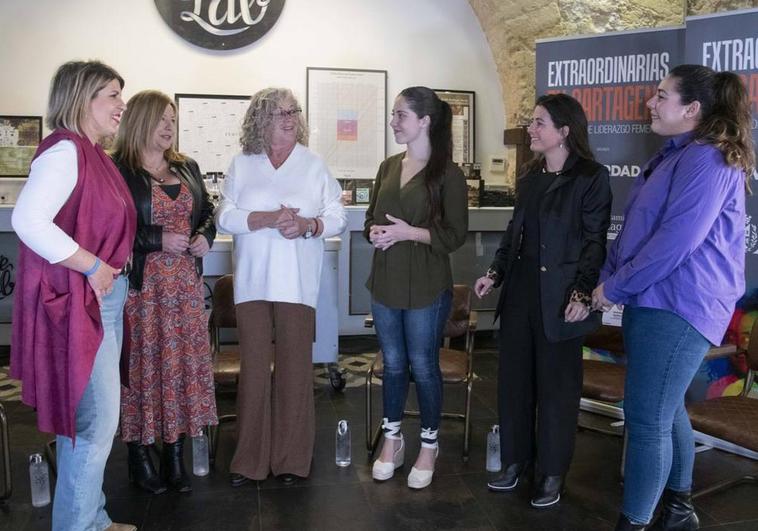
xmin=216 ymin=87 xmax=346 ymax=486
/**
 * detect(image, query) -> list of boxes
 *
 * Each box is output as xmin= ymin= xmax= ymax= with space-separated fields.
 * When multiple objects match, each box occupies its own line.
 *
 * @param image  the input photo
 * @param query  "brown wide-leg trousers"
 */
xmin=229 ymin=300 xmax=316 ymax=480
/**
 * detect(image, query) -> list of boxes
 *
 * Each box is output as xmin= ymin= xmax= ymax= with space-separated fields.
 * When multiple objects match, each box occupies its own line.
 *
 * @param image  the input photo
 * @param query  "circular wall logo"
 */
xmin=155 ymin=0 xmax=285 ymax=51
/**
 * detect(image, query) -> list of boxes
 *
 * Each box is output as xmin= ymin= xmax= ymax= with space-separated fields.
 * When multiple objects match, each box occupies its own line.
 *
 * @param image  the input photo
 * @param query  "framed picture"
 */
xmin=433 ymin=89 xmax=475 ymax=164
xmin=0 ymin=116 xmax=42 ymax=177
xmin=306 ymin=67 xmax=387 ymax=180
xmin=175 ymin=93 xmax=251 ymax=174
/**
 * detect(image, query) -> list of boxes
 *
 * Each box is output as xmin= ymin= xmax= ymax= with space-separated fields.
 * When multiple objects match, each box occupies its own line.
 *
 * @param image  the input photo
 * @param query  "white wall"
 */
xmin=0 ymin=0 xmax=506 ymax=183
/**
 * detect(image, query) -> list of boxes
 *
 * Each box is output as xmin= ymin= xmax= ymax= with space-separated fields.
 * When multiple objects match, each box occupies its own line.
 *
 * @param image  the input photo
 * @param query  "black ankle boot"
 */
xmin=648 ymin=489 xmax=699 ymax=530
xmin=615 ymin=514 xmax=647 ymax=530
xmin=127 ymin=443 xmax=166 ymax=494
xmin=530 ymin=475 xmax=565 ymax=508
xmin=487 ymin=462 xmax=526 ymax=491
xmin=161 ymin=437 xmax=192 ymax=492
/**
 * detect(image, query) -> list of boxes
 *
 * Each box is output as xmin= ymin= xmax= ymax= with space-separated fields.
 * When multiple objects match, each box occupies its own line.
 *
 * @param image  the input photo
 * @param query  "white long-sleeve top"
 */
xmin=11 ymin=140 xmax=79 ymax=263
xmin=215 ymin=143 xmax=346 ymax=308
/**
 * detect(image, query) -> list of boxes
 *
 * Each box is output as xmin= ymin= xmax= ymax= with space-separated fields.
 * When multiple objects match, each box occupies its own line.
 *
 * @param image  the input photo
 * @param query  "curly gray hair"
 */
xmin=239 ymin=87 xmax=308 ymax=154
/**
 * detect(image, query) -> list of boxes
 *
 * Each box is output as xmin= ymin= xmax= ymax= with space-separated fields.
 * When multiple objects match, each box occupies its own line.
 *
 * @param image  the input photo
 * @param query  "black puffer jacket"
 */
xmin=113 ymin=156 xmax=216 ymax=291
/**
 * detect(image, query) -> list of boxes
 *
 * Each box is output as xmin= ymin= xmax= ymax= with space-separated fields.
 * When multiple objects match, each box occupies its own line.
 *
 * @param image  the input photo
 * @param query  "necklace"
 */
xmin=541 ymin=166 xmax=564 ymax=176
xmin=144 ymin=160 xmax=168 ymax=183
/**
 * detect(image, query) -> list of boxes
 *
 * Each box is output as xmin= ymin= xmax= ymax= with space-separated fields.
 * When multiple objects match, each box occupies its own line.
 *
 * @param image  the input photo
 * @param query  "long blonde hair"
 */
xmin=112 ymin=90 xmax=185 ymax=171
xmin=46 ymin=60 xmax=124 ymax=138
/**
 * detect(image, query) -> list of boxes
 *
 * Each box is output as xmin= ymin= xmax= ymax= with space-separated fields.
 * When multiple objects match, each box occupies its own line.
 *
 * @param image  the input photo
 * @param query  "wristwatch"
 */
xmin=303 ymin=219 xmax=316 ymax=239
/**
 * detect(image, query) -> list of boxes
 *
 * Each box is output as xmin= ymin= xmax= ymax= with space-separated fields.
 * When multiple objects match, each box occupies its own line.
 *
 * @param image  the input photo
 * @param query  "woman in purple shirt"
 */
xmin=593 ymin=65 xmax=755 ymax=531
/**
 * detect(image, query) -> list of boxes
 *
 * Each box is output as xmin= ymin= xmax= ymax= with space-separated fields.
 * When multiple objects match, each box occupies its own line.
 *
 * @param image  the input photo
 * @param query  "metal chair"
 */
xmin=0 ymin=403 xmax=11 ymax=501
xmin=207 ymin=274 xmax=241 ymax=465
xmin=688 ymin=317 xmax=758 ymax=498
xmin=364 ymin=285 xmax=477 ymax=461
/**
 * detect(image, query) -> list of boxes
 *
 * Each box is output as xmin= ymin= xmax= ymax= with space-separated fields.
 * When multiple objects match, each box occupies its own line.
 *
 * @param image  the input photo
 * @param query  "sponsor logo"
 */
xmin=154 ymin=0 xmax=285 ymax=50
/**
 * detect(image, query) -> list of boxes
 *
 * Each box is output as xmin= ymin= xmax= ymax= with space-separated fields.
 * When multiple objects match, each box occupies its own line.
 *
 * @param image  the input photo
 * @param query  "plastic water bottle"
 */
xmin=486 ymin=425 xmax=502 ymax=472
xmin=335 ymin=419 xmax=351 ymax=467
xmin=29 ymin=453 xmax=51 ymax=507
xmin=192 ymin=430 xmax=210 ymax=476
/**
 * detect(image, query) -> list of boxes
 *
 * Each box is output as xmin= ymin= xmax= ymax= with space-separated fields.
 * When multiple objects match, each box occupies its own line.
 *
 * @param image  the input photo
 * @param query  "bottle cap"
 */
xmin=29 ymin=453 xmax=43 ymax=464
xmin=337 ymin=419 xmax=348 ymax=434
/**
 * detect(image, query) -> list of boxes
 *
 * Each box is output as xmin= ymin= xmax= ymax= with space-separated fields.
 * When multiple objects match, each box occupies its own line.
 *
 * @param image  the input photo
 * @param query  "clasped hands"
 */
xmin=368 ymin=214 xmax=412 ymax=251
xmin=268 ymin=204 xmax=311 ymax=239
xmin=163 ymin=232 xmax=211 ymax=257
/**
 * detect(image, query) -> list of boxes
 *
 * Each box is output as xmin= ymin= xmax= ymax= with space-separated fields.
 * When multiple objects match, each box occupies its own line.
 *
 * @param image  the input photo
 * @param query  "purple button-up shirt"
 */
xmin=600 ymin=131 xmax=745 ymax=345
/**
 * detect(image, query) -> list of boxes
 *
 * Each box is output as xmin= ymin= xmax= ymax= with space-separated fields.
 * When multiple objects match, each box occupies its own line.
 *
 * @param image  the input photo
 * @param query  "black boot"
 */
xmin=530 ymin=475 xmax=565 ymax=508
xmin=615 ymin=514 xmax=647 ymax=530
xmin=161 ymin=437 xmax=192 ymax=492
xmin=487 ymin=462 xmax=526 ymax=491
xmin=127 ymin=443 xmax=166 ymax=494
xmin=648 ymin=489 xmax=699 ymax=530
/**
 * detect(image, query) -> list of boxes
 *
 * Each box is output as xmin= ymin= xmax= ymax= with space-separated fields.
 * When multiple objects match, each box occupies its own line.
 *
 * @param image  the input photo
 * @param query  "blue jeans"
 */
xmin=53 ymin=276 xmax=127 ymax=531
xmin=621 ymin=306 xmax=710 ymax=525
xmin=371 ymin=290 xmax=452 ymax=432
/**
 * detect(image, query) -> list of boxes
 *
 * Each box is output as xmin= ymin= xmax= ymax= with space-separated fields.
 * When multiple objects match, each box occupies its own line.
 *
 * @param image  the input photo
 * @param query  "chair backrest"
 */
xmin=443 ymin=285 xmax=472 ymax=339
xmin=747 ymin=316 xmax=758 ymax=373
xmin=210 ymin=274 xmax=236 ymax=329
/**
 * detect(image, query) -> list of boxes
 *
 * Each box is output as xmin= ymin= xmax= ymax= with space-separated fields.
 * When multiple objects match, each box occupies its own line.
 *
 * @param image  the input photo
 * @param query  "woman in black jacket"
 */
xmin=474 ymin=93 xmax=612 ymax=507
xmin=112 ymin=90 xmax=218 ymax=494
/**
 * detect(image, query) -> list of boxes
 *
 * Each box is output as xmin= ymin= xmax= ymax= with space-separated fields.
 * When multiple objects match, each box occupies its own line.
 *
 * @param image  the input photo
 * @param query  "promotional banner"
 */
xmin=536 ymin=27 xmax=684 ymax=240
xmin=685 ymin=8 xmax=758 ymax=287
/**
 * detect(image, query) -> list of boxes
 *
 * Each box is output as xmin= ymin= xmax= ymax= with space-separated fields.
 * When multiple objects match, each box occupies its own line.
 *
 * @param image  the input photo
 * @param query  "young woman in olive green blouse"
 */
xmin=365 ymin=86 xmax=468 ymax=489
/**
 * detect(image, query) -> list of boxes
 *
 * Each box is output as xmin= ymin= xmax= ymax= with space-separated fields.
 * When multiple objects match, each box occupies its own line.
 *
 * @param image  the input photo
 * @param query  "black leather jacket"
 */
xmin=113 ymin=156 xmax=216 ymax=291
xmin=490 ymin=154 xmax=612 ymax=342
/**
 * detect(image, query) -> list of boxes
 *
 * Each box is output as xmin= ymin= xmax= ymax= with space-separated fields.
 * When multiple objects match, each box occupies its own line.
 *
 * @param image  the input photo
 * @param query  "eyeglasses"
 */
xmin=271 ymin=108 xmax=302 ymax=119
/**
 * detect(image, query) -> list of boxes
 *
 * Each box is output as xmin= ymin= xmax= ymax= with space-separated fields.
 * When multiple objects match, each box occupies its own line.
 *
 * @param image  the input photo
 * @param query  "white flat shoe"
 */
xmin=372 ymin=435 xmax=405 ymax=481
xmin=407 ymin=446 xmax=439 ymax=490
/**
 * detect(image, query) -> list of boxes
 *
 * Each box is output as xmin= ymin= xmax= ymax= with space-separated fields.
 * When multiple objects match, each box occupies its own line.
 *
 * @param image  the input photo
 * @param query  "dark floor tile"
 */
xmin=259 ymin=483 xmax=375 ymax=530
xmin=461 ymin=471 xmax=614 ymax=531
xmin=362 ymin=474 xmax=494 ymax=530
xmin=142 ymin=488 xmax=259 ymax=531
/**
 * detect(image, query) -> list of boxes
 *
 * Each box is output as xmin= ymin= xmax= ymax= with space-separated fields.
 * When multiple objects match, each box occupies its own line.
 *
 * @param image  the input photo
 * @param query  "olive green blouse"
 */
xmin=364 ymin=153 xmax=469 ymax=309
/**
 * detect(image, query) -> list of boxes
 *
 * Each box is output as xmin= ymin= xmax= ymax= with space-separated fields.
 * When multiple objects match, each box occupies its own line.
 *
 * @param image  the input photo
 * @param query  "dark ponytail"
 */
xmin=670 ymin=65 xmax=755 ymax=186
xmin=399 ymin=86 xmax=453 ymax=226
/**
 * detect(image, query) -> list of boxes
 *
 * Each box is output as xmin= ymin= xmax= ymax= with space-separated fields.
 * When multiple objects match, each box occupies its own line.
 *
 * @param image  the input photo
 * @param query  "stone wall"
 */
xmin=469 ymin=0 xmax=757 ymax=126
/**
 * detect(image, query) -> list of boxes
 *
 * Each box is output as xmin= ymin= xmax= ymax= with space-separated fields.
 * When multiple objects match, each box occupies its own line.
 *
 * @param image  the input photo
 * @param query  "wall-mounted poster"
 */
xmin=685 ymin=8 xmax=758 ymax=289
xmin=175 ymin=94 xmax=251 ymax=174
xmin=433 ymin=89 xmax=475 ymax=164
xmin=0 ymin=116 xmax=42 ymax=177
xmin=536 ymin=27 xmax=685 ymax=242
xmin=306 ymin=67 xmax=387 ymax=180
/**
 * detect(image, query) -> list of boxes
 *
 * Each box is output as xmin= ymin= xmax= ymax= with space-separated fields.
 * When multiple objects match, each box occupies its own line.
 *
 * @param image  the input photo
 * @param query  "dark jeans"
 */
xmin=621 ymin=306 xmax=710 ymax=525
xmin=498 ymin=258 xmax=584 ymax=476
xmin=371 ymin=289 xmax=452 ymax=431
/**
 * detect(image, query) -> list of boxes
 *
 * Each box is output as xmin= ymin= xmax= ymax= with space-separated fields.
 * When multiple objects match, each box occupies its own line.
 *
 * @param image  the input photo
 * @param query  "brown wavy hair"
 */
xmin=670 ymin=64 xmax=755 ymax=188
xmin=239 ymin=88 xmax=308 ymax=154
xmin=112 ymin=90 xmax=185 ymax=172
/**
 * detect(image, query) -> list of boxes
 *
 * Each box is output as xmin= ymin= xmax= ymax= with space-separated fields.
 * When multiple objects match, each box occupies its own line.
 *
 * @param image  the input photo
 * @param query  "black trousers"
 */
xmin=497 ymin=257 xmax=584 ymax=476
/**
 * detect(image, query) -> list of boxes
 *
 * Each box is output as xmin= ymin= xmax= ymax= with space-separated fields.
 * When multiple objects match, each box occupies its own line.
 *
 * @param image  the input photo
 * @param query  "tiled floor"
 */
xmin=1 ymin=336 xmax=757 ymax=530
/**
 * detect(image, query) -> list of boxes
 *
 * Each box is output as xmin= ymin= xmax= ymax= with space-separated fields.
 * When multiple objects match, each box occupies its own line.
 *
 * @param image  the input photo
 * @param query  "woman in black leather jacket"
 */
xmin=112 ymin=90 xmax=218 ymax=495
xmin=474 ymin=93 xmax=612 ymax=508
